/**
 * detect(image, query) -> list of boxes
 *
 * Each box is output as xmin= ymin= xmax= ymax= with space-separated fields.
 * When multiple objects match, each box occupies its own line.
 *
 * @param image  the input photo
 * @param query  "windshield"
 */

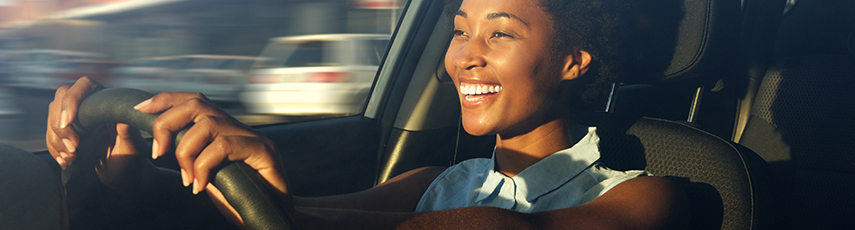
xmin=0 ymin=0 xmax=405 ymax=152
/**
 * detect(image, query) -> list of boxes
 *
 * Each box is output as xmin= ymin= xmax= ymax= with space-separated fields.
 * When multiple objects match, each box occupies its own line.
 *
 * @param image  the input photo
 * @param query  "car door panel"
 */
xmin=257 ymin=115 xmax=380 ymax=197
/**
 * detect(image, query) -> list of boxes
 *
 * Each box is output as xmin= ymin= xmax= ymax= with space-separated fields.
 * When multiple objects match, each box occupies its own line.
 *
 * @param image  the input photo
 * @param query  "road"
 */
xmin=0 ymin=87 xmax=297 ymax=152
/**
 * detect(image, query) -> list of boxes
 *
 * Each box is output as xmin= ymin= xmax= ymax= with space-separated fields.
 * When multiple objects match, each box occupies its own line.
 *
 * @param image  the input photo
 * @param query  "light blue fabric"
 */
xmin=415 ymin=127 xmax=647 ymax=213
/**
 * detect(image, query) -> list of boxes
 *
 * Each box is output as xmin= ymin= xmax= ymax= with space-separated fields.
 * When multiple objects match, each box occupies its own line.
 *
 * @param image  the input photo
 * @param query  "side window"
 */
xmin=354 ymin=39 xmax=391 ymax=66
xmin=0 ymin=1 xmax=409 ymax=151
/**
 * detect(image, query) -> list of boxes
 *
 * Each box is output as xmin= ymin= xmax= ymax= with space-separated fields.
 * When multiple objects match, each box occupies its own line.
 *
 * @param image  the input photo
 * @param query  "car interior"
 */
xmin=1 ymin=0 xmax=853 ymax=229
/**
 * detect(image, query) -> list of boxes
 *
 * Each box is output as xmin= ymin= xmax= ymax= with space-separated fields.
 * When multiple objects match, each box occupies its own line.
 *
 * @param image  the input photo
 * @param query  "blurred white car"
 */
xmin=241 ymin=34 xmax=390 ymax=116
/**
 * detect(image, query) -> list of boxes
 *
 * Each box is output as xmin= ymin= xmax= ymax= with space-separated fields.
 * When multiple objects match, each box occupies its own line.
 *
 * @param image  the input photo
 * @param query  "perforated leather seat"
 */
xmin=592 ymin=116 xmax=779 ymax=230
xmin=741 ymin=56 xmax=855 ymax=229
xmin=737 ymin=0 xmax=855 ymax=228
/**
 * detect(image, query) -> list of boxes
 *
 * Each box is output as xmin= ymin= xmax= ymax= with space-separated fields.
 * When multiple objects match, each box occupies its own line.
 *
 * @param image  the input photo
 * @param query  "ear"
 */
xmin=560 ymin=50 xmax=592 ymax=81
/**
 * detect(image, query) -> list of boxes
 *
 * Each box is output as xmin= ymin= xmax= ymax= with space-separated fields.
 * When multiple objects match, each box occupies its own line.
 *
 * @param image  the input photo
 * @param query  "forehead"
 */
xmin=457 ymin=0 xmax=550 ymax=24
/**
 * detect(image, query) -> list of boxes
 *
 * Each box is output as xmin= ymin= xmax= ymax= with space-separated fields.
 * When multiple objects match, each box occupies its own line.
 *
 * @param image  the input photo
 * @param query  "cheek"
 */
xmin=492 ymin=46 xmax=534 ymax=71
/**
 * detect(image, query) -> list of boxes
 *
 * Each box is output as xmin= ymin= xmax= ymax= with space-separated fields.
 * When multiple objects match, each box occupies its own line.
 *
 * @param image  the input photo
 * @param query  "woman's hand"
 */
xmin=135 ymin=92 xmax=289 ymax=197
xmin=46 ymin=77 xmax=106 ymax=169
xmin=46 ymin=77 xmax=152 ymax=190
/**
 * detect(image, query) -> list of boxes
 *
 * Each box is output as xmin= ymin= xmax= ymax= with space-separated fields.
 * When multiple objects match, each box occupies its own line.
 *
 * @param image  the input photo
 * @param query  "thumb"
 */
xmin=111 ymin=123 xmax=147 ymax=157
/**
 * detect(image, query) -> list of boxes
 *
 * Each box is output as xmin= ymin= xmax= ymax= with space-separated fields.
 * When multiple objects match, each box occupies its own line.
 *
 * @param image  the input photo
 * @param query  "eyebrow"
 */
xmin=454 ymin=10 xmax=530 ymax=26
xmin=487 ymin=12 xmax=529 ymax=26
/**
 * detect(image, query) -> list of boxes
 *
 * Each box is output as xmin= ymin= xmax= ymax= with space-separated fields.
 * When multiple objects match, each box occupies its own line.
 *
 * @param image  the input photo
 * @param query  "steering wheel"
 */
xmin=69 ymin=88 xmax=298 ymax=230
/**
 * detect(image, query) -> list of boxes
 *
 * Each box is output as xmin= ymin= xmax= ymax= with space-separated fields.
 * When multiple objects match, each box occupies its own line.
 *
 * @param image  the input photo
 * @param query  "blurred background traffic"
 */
xmin=0 ymin=0 xmax=403 ymax=151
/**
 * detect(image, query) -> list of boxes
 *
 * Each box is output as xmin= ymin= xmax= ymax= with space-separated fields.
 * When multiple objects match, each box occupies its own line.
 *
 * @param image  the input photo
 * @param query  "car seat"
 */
xmin=595 ymin=0 xmax=786 ymax=229
xmin=737 ymin=0 xmax=855 ymax=228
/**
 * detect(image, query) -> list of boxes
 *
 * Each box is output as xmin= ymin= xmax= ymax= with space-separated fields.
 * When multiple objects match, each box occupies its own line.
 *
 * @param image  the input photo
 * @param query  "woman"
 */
xmin=47 ymin=0 xmax=688 ymax=229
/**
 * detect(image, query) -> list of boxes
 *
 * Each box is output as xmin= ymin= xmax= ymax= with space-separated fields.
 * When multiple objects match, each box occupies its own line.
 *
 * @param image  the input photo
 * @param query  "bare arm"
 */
xmin=291 ymin=176 xmax=690 ymax=230
xmin=293 ymin=166 xmax=446 ymax=212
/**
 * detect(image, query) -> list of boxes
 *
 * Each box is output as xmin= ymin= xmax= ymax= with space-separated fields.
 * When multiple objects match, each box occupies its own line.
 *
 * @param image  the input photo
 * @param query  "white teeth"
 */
xmin=460 ymin=84 xmax=502 ymax=96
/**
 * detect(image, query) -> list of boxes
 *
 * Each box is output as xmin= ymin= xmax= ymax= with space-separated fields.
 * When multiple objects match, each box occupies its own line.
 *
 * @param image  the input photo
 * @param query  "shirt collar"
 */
xmin=479 ymin=127 xmax=602 ymax=203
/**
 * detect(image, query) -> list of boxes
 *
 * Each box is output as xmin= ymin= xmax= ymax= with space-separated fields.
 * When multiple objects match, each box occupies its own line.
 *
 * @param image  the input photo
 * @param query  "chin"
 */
xmin=461 ymin=121 xmax=496 ymax=137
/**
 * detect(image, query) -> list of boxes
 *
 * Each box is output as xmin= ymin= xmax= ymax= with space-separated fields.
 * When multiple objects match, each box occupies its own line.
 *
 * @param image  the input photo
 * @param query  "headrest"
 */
xmin=773 ymin=0 xmax=855 ymax=57
xmin=635 ymin=0 xmax=743 ymax=84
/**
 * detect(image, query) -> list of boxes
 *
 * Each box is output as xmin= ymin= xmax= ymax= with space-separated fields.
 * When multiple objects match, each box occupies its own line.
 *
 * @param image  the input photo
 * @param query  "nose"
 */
xmin=453 ymin=39 xmax=487 ymax=70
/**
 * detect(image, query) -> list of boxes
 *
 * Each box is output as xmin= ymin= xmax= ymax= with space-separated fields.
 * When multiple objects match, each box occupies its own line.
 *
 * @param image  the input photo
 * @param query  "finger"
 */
xmin=194 ymin=136 xmax=288 ymax=195
xmin=148 ymin=95 xmax=219 ymax=160
xmin=134 ymin=92 xmax=210 ymax=114
xmin=45 ymin=130 xmax=68 ymax=170
xmin=100 ymin=123 xmax=144 ymax=161
xmin=59 ymin=77 xmax=104 ymax=129
xmin=92 ymin=123 xmax=147 ymax=183
xmin=191 ymin=136 xmax=233 ymax=195
xmin=47 ymin=128 xmax=76 ymax=164
xmin=47 ymin=86 xmax=74 ymax=167
xmin=114 ymin=123 xmax=146 ymax=150
xmin=47 ymin=85 xmax=68 ymax=148
xmin=173 ymin=115 xmax=220 ymax=188
xmin=192 ymin=135 xmax=265 ymax=195
xmin=55 ymin=77 xmax=104 ymax=156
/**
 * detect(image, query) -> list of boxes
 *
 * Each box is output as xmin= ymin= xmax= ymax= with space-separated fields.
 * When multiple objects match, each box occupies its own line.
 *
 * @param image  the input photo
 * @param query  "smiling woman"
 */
xmin=410 ymin=0 xmax=686 ymax=222
xmin=36 ymin=0 xmax=688 ymax=229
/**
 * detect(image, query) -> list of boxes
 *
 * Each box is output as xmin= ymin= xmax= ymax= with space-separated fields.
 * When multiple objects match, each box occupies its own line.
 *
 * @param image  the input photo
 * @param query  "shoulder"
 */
xmin=387 ymin=158 xmax=491 ymax=192
xmin=442 ymin=158 xmax=492 ymax=176
xmin=587 ymin=176 xmax=690 ymax=230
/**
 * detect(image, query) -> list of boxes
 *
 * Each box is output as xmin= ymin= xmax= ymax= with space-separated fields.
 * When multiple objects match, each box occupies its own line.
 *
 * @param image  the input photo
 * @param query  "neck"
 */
xmin=494 ymin=119 xmax=573 ymax=177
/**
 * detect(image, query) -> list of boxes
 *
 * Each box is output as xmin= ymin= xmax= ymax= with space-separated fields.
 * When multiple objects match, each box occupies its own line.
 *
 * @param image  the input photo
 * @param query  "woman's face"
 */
xmin=446 ymin=0 xmax=576 ymax=137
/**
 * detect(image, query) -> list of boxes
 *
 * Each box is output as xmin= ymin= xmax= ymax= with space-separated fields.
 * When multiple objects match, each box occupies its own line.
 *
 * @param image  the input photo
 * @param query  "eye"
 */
xmin=491 ymin=32 xmax=513 ymax=38
xmin=452 ymin=29 xmax=467 ymax=37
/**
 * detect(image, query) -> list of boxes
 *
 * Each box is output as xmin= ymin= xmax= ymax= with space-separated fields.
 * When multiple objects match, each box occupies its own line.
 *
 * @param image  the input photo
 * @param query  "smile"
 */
xmin=459 ymin=83 xmax=502 ymax=103
xmin=460 ymin=84 xmax=502 ymax=95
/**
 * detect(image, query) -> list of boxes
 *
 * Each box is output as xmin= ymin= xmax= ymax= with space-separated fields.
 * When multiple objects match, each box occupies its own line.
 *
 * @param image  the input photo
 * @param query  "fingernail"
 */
xmin=151 ymin=140 xmax=159 ymax=160
xmin=60 ymin=110 xmax=69 ymax=129
xmin=62 ymin=138 xmax=76 ymax=153
xmin=60 ymin=151 xmax=69 ymax=158
xmin=192 ymin=178 xmax=200 ymax=195
xmin=55 ymin=156 xmax=67 ymax=170
xmin=133 ymin=98 xmax=152 ymax=110
xmin=181 ymin=169 xmax=190 ymax=187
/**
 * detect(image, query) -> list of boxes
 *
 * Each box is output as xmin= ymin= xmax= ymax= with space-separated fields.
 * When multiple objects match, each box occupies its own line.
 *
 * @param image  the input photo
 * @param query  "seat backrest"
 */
xmin=741 ymin=55 xmax=855 ymax=229
xmin=737 ymin=0 xmax=855 ymax=228
xmin=598 ymin=0 xmax=785 ymax=227
xmin=595 ymin=117 xmax=779 ymax=230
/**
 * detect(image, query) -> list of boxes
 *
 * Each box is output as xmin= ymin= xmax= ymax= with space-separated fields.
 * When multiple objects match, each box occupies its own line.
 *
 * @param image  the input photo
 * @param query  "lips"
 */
xmin=459 ymin=83 xmax=502 ymax=107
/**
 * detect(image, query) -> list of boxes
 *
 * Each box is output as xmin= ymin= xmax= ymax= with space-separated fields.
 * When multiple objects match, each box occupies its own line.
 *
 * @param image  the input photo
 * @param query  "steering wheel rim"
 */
xmin=70 ymin=88 xmax=297 ymax=230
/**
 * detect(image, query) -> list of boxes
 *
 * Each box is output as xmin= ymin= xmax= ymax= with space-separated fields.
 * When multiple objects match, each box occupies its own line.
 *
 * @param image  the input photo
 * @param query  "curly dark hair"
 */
xmin=443 ymin=0 xmax=674 ymax=111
